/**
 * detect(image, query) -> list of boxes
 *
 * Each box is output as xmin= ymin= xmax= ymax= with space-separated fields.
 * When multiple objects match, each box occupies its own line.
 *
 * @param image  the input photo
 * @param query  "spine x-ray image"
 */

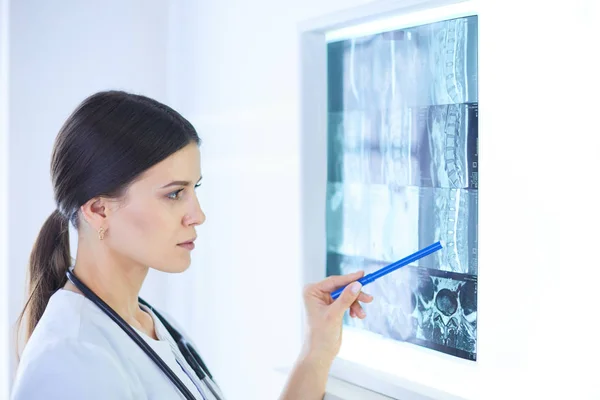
xmin=326 ymin=15 xmax=478 ymax=360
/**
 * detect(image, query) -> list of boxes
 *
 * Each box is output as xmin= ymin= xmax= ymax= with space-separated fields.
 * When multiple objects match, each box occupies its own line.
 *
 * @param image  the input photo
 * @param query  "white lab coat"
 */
xmin=11 ymin=289 xmax=224 ymax=399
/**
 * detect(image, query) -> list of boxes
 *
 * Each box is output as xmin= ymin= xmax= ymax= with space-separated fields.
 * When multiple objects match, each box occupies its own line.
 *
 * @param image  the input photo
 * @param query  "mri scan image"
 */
xmin=330 ymin=253 xmax=477 ymax=359
xmin=326 ymin=15 xmax=478 ymax=360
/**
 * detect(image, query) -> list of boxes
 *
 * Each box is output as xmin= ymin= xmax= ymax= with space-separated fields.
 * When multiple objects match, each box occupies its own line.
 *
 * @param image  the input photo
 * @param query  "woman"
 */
xmin=10 ymin=91 xmax=373 ymax=400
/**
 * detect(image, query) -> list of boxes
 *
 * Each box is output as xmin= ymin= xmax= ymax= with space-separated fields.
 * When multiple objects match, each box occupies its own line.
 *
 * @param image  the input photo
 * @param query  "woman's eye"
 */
xmin=167 ymin=189 xmax=184 ymax=200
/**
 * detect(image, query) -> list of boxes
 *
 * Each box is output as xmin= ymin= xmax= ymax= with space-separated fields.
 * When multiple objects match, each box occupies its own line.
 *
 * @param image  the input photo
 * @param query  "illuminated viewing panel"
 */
xmin=325 ymin=13 xmax=479 ymax=360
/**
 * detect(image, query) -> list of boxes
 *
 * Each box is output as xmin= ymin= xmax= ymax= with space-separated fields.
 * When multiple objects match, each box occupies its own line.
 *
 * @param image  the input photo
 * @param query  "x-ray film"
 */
xmin=326 ymin=15 xmax=478 ymax=360
xmin=328 ymin=253 xmax=477 ymax=360
xmin=328 ymin=103 xmax=478 ymax=190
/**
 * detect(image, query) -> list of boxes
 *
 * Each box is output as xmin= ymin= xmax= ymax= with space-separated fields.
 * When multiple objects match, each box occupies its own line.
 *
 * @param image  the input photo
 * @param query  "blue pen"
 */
xmin=330 ymin=241 xmax=444 ymax=300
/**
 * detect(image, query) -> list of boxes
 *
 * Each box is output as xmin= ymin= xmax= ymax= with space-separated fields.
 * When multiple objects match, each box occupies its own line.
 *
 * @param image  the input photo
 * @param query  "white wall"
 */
xmin=1 ymin=0 xmax=10 ymax=397
xmin=5 ymin=0 xmax=172 ymax=392
xmin=474 ymin=1 xmax=599 ymax=397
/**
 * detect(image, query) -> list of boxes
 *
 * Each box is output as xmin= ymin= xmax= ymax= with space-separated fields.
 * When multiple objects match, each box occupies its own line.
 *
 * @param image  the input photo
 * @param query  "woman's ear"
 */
xmin=79 ymin=197 xmax=108 ymax=230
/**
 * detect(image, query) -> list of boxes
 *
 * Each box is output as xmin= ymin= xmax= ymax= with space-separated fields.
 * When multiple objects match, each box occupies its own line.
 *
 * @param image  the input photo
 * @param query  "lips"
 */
xmin=177 ymin=238 xmax=196 ymax=251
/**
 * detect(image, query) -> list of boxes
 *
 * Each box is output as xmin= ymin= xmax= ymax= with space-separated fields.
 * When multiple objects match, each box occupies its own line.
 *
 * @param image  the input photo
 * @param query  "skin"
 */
xmin=62 ymin=142 xmax=374 ymax=399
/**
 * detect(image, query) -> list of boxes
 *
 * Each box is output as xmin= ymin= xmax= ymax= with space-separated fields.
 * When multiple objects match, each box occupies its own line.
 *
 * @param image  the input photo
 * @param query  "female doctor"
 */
xmin=10 ymin=91 xmax=373 ymax=400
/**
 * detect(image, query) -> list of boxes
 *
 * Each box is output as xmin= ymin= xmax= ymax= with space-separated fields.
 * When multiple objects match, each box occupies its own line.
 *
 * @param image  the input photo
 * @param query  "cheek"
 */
xmin=110 ymin=202 xmax=176 ymax=256
xmin=127 ymin=206 xmax=160 ymax=233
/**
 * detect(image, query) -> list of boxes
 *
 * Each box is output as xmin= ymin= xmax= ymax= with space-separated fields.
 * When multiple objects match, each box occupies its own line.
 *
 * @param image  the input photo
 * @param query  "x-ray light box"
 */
xmin=300 ymin=0 xmax=478 ymax=398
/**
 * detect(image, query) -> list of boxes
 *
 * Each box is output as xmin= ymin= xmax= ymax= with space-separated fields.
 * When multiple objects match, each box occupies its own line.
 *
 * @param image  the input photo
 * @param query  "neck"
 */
xmin=68 ymin=243 xmax=149 ymax=323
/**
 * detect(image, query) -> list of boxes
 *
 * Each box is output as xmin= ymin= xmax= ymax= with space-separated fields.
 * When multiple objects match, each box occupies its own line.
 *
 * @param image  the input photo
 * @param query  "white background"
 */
xmin=1 ymin=0 xmax=600 ymax=399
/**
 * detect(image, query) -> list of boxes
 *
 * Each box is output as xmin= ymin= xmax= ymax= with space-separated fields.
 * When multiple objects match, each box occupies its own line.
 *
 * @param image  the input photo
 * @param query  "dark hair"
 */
xmin=16 ymin=90 xmax=200 ymax=349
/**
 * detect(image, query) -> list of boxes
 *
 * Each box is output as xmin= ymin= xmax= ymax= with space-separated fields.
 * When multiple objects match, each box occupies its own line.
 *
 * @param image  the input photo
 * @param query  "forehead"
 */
xmin=139 ymin=143 xmax=201 ymax=184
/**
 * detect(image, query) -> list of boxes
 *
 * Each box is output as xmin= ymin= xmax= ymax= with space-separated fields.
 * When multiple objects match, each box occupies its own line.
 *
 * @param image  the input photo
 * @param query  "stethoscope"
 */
xmin=66 ymin=268 xmax=221 ymax=400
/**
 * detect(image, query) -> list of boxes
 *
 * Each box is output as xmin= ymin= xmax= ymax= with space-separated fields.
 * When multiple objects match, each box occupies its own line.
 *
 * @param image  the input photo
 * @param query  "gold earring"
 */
xmin=98 ymin=227 xmax=106 ymax=240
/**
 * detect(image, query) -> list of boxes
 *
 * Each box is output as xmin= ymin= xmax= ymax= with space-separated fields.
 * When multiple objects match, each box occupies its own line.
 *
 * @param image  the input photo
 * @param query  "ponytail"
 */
xmin=17 ymin=209 xmax=71 ymax=348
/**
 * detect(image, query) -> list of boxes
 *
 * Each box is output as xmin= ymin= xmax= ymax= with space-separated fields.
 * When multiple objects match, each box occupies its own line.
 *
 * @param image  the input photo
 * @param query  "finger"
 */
xmin=349 ymin=309 xmax=356 ymax=318
xmin=358 ymin=292 xmax=373 ymax=303
xmin=330 ymin=281 xmax=362 ymax=316
xmin=315 ymin=270 xmax=364 ymax=293
xmin=350 ymin=302 xmax=365 ymax=319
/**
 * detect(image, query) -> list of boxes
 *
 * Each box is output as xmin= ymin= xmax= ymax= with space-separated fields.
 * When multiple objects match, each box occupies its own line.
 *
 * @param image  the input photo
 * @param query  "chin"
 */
xmin=166 ymin=261 xmax=192 ymax=274
xmin=151 ymin=258 xmax=192 ymax=274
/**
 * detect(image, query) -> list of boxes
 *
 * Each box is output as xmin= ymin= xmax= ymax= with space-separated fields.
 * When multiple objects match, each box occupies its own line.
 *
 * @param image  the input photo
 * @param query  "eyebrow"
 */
xmin=161 ymin=176 xmax=203 ymax=189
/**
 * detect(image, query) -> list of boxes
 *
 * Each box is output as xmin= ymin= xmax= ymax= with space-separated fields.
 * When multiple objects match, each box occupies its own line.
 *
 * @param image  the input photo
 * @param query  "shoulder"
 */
xmin=11 ymin=337 xmax=135 ymax=400
xmin=11 ymin=290 xmax=136 ymax=400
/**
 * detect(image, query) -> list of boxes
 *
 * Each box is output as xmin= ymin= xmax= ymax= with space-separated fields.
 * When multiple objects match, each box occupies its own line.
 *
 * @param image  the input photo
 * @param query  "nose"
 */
xmin=183 ymin=196 xmax=206 ymax=227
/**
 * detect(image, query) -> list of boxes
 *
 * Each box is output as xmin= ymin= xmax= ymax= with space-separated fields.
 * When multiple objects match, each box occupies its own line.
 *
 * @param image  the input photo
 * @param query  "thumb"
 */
xmin=331 ymin=281 xmax=362 ymax=316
